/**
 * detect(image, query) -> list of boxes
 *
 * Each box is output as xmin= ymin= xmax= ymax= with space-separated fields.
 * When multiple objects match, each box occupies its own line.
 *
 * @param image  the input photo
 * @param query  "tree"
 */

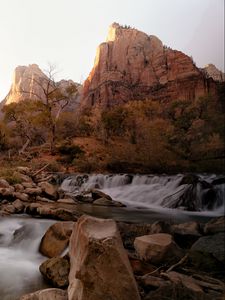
xmin=17 ymin=64 xmax=78 ymax=154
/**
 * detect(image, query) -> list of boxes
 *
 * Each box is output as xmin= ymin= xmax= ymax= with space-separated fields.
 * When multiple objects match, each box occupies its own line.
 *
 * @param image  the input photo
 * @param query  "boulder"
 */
xmin=0 ymin=186 xmax=15 ymax=197
xmin=36 ymin=196 xmax=55 ymax=203
xmin=68 ymin=215 xmax=141 ymax=300
xmin=204 ymin=217 xmax=225 ymax=234
xmin=13 ymin=192 xmax=29 ymax=202
xmin=91 ymin=189 xmax=112 ymax=200
xmin=134 ymin=233 xmax=183 ymax=264
xmin=16 ymin=166 xmax=31 ymax=175
xmin=14 ymin=183 xmax=25 ymax=192
xmin=191 ymin=233 xmax=225 ymax=263
xmin=40 ymin=257 xmax=70 ymax=288
xmin=12 ymin=199 xmax=25 ymax=213
xmin=40 ymin=221 xmax=74 ymax=258
xmin=93 ymin=197 xmax=125 ymax=207
xmin=39 ymin=182 xmax=58 ymax=199
xmin=24 ymin=187 xmax=42 ymax=196
xmin=0 ymin=179 xmax=10 ymax=188
xmin=20 ymin=288 xmax=68 ymax=300
xmin=171 ymin=222 xmax=201 ymax=248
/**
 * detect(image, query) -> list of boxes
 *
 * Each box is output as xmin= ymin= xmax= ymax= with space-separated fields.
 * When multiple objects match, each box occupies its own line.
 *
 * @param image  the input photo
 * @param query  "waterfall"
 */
xmin=60 ymin=174 xmax=225 ymax=215
xmin=0 ymin=217 xmax=54 ymax=300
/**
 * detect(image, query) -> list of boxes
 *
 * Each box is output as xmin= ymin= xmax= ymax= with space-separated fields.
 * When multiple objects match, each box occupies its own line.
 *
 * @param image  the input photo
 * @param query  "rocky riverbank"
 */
xmin=19 ymin=215 xmax=225 ymax=300
xmin=0 ymin=167 xmax=225 ymax=299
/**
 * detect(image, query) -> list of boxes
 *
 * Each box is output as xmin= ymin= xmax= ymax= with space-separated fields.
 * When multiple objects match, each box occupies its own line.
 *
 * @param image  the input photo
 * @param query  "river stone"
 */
xmin=40 ymin=257 xmax=70 ymax=288
xmin=0 ymin=179 xmax=10 ymax=188
xmin=14 ymin=183 xmax=25 ymax=192
xmin=38 ymin=182 xmax=58 ymax=199
xmin=12 ymin=199 xmax=25 ymax=213
xmin=191 ymin=233 xmax=225 ymax=263
xmin=91 ymin=189 xmax=112 ymax=200
xmin=24 ymin=187 xmax=42 ymax=195
xmin=68 ymin=215 xmax=141 ymax=300
xmin=134 ymin=233 xmax=183 ymax=264
xmin=40 ymin=221 xmax=74 ymax=258
xmin=171 ymin=222 xmax=201 ymax=249
xmin=20 ymin=288 xmax=68 ymax=300
xmin=93 ymin=197 xmax=125 ymax=207
xmin=13 ymin=192 xmax=29 ymax=202
xmin=204 ymin=217 xmax=225 ymax=234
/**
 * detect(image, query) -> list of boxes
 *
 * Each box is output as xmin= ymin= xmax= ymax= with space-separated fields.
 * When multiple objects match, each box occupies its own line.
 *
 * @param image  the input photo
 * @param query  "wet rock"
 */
xmin=134 ymin=233 xmax=183 ymax=265
xmin=93 ymin=197 xmax=125 ymax=207
xmin=38 ymin=182 xmax=58 ymax=199
xmin=40 ymin=257 xmax=70 ymax=288
xmin=129 ymin=254 xmax=157 ymax=276
xmin=40 ymin=221 xmax=74 ymax=258
xmin=179 ymin=174 xmax=199 ymax=186
xmin=20 ymin=288 xmax=68 ymax=300
xmin=91 ymin=189 xmax=112 ymax=201
xmin=171 ymin=222 xmax=201 ymax=248
xmin=204 ymin=217 xmax=225 ymax=235
xmin=68 ymin=215 xmax=141 ymax=300
xmin=75 ymin=194 xmax=94 ymax=203
xmin=191 ymin=233 xmax=225 ymax=263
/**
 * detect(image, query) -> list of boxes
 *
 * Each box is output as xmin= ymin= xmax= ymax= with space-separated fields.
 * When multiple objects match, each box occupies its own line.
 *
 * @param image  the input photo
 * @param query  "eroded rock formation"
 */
xmin=82 ymin=23 xmax=217 ymax=108
xmin=1 ymin=64 xmax=81 ymax=110
xmin=203 ymin=64 xmax=225 ymax=82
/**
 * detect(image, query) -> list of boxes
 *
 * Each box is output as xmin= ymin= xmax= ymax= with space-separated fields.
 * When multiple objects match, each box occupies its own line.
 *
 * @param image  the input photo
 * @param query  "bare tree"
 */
xmin=19 ymin=64 xmax=78 ymax=154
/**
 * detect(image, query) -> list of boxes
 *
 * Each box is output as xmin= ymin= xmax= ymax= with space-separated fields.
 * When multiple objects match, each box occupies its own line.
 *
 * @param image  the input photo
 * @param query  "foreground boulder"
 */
xmin=134 ymin=233 xmax=183 ymax=264
xmin=40 ymin=257 xmax=70 ymax=288
xmin=68 ymin=215 xmax=141 ymax=300
xmin=40 ymin=221 xmax=74 ymax=257
xmin=20 ymin=288 xmax=67 ymax=300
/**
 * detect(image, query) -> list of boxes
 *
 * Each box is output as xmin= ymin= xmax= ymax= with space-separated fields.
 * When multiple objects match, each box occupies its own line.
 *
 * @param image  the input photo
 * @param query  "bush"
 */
xmin=0 ymin=168 xmax=23 ymax=185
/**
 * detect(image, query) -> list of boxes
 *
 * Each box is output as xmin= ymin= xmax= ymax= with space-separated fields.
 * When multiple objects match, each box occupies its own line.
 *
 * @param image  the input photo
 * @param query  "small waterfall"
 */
xmin=0 ymin=217 xmax=54 ymax=300
xmin=60 ymin=174 xmax=225 ymax=215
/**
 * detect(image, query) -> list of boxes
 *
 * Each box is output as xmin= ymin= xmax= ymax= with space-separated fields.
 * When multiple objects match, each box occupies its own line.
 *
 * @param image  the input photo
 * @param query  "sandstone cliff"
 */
xmin=203 ymin=64 xmax=225 ymax=82
xmin=82 ymin=23 xmax=216 ymax=108
xmin=2 ymin=64 xmax=81 ymax=111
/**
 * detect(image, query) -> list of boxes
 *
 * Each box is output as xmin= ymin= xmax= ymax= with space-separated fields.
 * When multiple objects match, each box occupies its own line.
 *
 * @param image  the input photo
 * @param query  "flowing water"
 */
xmin=61 ymin=173 xmax=225 ymax=217
xmin=0 ymin=173 xmax=224 ymax=299
xmin=0 ymin=217 xmax=54 ymax=300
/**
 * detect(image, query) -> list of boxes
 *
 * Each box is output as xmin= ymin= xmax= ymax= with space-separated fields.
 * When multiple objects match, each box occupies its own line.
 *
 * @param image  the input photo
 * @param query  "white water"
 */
xmin=61 ymin=174 xmax=225 ymax=216
xmin=0 ymin=217 xmax=54 ymax=300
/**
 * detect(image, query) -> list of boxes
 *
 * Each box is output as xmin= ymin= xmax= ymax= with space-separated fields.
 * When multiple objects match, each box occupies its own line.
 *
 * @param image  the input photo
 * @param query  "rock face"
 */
xmin=68 ymin=215 xmax=140 ymax=300
xmin=1 ymin=64 xmax=81 ymax=110
xmin=82 ymin=23 xmax=216 ymax=108
xmin=203 ymin=64 xmax=225 ymax=82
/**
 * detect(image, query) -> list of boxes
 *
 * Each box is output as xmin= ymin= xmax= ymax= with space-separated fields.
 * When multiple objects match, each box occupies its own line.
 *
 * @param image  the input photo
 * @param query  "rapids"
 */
xmin=0 ymin=217 xmax=54 ymax=300
xmin=60 ymin=173 xmax=225 ymax=216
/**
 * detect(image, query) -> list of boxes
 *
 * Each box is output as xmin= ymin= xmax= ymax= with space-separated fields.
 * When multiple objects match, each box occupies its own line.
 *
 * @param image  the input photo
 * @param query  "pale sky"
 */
xmin=0 ymin=0 xmax=224 ymax=99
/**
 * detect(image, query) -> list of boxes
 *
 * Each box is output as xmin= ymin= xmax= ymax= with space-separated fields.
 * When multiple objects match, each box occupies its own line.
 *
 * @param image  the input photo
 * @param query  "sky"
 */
xmin=0 ymin=0 xmax=224 ymax=99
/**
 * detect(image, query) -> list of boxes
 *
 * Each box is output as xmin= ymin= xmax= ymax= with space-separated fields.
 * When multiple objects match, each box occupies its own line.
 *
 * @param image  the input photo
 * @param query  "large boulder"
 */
xmin=91 ymin=189 xmax=112 ymax=200
xmin=40 ymin=221 xmax=74 ymax=258
xmin=68 ymin=215 xmax=141 ymax=300
xmin=20 ymin=288 xmax=68 ymax=300
xmin=191 ymin=233 xmax=225 ymax=263
xmin=38 ymin=182 xmax=58 ymax=199
xmin=40 ymin=257 xmax=70 ymax=288
xmin=134 ymin=233 xmax=183 ymax=264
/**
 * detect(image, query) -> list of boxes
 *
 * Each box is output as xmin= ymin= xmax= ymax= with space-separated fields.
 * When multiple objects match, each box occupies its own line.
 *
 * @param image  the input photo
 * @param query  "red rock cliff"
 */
xmin=82 ymin=23 xmax=216 ymax=107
